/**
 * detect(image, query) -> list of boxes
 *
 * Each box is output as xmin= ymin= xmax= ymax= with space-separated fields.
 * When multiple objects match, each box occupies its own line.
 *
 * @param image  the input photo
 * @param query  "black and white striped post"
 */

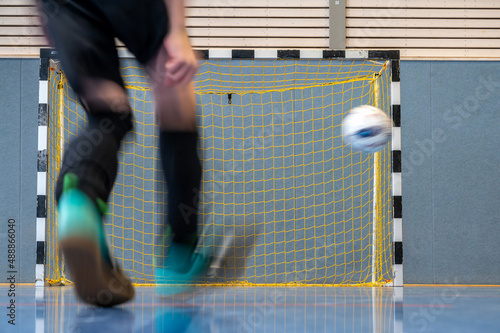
xmin=36 ymin=48 xmax=56 ymax=333
xmin=38 ymin=48 xmax=403 ymax=286
xmin=387 ymin=51 xmax=404 ymax=332
xmin=36 ymin=49 xmax=55 ymax=287
xmin=387 ymin=52 xmax=403 ymax=288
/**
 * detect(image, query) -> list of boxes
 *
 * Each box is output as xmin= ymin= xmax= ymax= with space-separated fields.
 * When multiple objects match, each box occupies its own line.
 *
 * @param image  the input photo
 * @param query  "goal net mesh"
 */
xmin=45 ymin=57 xmax=393 ymax=286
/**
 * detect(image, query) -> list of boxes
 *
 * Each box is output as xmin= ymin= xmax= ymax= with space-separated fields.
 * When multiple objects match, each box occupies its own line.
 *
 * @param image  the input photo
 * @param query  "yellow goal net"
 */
xmin=45 ymin=55 xmax=393 ymax=286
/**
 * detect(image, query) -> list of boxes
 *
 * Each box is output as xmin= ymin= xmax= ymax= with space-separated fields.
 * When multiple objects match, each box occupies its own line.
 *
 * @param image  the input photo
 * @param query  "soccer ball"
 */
xmin=342 ymin=105 xmax=392 ymax=153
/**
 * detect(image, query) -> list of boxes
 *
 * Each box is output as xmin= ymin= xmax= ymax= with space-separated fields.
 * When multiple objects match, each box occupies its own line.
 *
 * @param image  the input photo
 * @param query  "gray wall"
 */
xmin=402 ymin=61 xmax=500 ymax=284
xmin=2 ymin=59 xmax=500 ymax=284
xmin=0 ymin=59 xmax=39 ymax=283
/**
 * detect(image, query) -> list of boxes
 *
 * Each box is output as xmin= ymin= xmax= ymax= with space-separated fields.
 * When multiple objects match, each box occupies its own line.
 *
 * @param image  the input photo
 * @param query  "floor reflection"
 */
xmin=7 ymin=284 xmax=500 ymax=332
xmin=1 ymin=285 xmax=398 ymax=332
xmin=70 ymin=308 xmax=134 ymax=333
xmin=44 ymin=286 xmax=394 ymax=333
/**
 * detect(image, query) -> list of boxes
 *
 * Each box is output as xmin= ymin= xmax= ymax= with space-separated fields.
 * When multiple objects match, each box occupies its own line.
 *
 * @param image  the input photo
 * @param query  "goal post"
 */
xmin=37 ymin=49 xmax=402 ymax=287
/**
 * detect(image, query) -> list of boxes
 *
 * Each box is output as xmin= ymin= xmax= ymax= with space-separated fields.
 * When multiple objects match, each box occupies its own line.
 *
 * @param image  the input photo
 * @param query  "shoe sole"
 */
xmin=60 ymin=237 xmax=135 ymax=307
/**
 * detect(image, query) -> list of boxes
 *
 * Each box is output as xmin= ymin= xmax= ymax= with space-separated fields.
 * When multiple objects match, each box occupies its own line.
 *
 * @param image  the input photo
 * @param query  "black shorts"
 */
xmin=40 ymin=0 xmax=168 ymax=93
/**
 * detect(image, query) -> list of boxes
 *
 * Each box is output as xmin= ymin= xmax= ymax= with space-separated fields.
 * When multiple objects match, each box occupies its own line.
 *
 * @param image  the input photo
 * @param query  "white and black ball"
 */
xmin=342 ymin=105 xmax=392 ymax=153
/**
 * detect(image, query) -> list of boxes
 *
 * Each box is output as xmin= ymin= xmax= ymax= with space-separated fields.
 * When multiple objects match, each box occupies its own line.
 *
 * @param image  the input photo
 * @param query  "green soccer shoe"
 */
xmin=57 ymin=173 xmax=135 ymax=307
xmin=155 ymin=239 xmax=211 ymax=297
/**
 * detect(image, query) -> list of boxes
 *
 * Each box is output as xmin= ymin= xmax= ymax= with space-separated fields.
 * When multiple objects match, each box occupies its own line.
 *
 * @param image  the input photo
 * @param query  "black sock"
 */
xmin=55 ymin=111 xmax=133 ymax=204
xmin=159 ymin=131 xmax=202 ymax=246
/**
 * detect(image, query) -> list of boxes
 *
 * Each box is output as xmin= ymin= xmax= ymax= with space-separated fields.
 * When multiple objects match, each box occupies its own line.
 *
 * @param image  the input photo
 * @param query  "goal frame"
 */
xmin=36 ymin=48 xmax=402 ymax=288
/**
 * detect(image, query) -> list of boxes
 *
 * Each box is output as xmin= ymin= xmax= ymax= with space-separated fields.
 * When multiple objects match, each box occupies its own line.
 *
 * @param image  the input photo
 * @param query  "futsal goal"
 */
xmin=38 ymin=49 xmax=401 ymax=287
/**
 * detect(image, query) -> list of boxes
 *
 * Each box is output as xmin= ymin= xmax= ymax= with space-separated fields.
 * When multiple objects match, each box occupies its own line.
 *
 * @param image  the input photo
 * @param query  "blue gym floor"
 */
xmin=1 ymin=285 xmax=500 ymax=332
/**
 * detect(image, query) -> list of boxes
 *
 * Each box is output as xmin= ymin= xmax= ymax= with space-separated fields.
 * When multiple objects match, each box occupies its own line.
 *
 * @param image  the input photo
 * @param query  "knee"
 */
xmin=77 ymin=80 xmax=135 ymax=143
xmin=79 ymin=79 xmax=131 ymax=113
xmin=155 ymin=98 xmax=197 ymax=131
xmin=156 ymin=112 xmax=197 ymax=131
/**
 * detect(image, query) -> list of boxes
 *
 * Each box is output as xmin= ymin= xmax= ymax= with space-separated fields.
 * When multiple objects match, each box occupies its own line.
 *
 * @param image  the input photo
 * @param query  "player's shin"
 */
xmin=55 ymin=110 xmax=133 ymax=204
xmin=55 ymin=110 xmax=135 ymax=306
xmin=159 ymin=130 xmax=201 ymax=271
xmin=159 ymin=130 xmax=201 ymax=237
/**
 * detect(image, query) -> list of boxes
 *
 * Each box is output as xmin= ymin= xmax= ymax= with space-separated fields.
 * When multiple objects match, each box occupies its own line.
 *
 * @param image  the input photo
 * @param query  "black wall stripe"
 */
xmin=393 ymin=195 xmax=402 ymax=219
xmin=323 ymin=50 xmax=345 ymax=59
xmin=37 ymin=150 xmax=47 ymax=172
xmin=392 ymin=104 xmax=401 ymax=127
xmin=395 ymin=307 xmax=403 ymax=322
xmin=392 ymin=150 xmax=401 ymax=173
xmin=368 ymin=50 xmax=400 ymax=60
xmin=391 ymin=60 xmax=401 ymax=82
xmin=40 ymin=48 xmax=53 ymax=59
xmin=36 ymin=241 xmax=45 ymax=265
xmin=278 ymin=50 xmax=300 ymax=59
xmin=38 ymin=104 xmax=48 ymax=126
xmin=40 ymin=48 xmax=58 ymax=59
xmin=394 ymin=241 xmax=403 ymax=264
xmin=39 ymin=58 xmax=49 ymax=81
xmin=198 ymin=49 xmax=209 ymax=59
xmin=232 ymin=49 xmax=254 ymax=59
xmin=37 ymin=195 xmax=46 ymax=218
xmin=39 ymin=48 xmax=56 ymax=80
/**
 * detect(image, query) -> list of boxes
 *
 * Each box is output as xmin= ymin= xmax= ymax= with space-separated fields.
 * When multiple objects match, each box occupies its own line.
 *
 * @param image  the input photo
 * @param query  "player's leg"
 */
xmin=145 ymin=46 xmax=207 ymax=279
xmin=103 ymin=0 xmax=209 ymax=289
xmin=39 ymin=0 xmax=134 ymax=306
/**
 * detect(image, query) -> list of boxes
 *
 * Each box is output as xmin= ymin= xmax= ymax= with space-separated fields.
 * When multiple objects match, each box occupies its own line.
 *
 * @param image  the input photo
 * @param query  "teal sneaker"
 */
xmin=57 ymin=173 xmax=135 ymax=307
xmin=154 ymin=234 xmax=211 ymax=297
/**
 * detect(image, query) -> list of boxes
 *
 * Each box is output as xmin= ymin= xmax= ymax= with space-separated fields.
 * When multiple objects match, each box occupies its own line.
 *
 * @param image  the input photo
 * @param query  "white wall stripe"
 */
xmin=300 ymin=49 xmax=323 ymax=59
xmin=254 ymin=49 xmax=278 ymax=59
xmin=393 ymin=265 xmax=403 ymax=287
xmin=38 ymin=126 xmax=47 ymax=151
xmin=35 ymin=265 xmax=44 ymax=285
xmin=391 ymin=82 xmax=401 ymax=105
xmin=345 ymin=50 xmax=368 ymax=59
xmin=35 ymin=286 xmax=45 ymax=299
xmin=392 ymin=172 xmax=402 ymax=196
xmin=394 ymin=218 xmax=403 ymax=242
xmin=117 ymin=48 xmax=134 ymax=58
xmin=394 ymin=285 xmax=403 ymax=301
xmin=394 ymin=287 xmax=404 ymax=331
xmin=392 ymin=127 xmax=401 ymax=151
xmin=37 ymin=172 xmax=47 ymax=196
xmin=36 ymin=318 xmax=44 ymax=333
xmin=36 ymin=218 xmax=46 ymax=242
xmin=39 ymin=81 xmax=48 ymax=104
xmin=209 ymin=49 xmax=232 ymax=58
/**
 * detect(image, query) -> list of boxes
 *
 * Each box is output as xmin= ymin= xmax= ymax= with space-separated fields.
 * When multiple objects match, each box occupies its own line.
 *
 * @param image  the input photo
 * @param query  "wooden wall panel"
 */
xmin=0 ymin=0 xmax=329 ymax=57
xmin=346 ymin=1 xmax=500 ymax=59
xmin=1 ymin=0 xmax=500 ymax=59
